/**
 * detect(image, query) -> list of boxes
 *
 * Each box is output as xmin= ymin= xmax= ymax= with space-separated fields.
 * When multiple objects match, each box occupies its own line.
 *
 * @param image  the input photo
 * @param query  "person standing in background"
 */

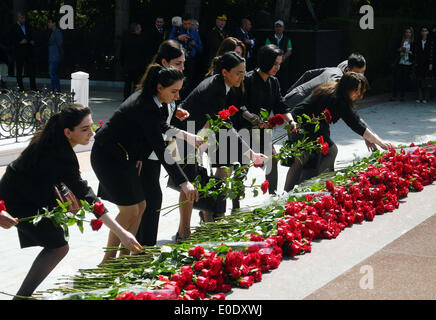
xmin=47 ymin=17 xmax=63 ymax=93
xmin=234 ymin=18 xmax=256 ymax=71
xmin=169 ymin=14 xmax=203 ymax=92
xmin=11 ymin=12 xmax=37 ymax=91
xmin=145 ymin=16 xmax=167 ymax=65
xmin=265 ymin=20 xmax=293 ymax=94
xmin=207 ymin=14 xmax=229 ymax=62
xmin=414 ymin=26 xmax=434 ymax=104
xmin=391 ymin=27 xmax=415 ymax=102
xmin=120 ymin=22 xmax=147 ymax=101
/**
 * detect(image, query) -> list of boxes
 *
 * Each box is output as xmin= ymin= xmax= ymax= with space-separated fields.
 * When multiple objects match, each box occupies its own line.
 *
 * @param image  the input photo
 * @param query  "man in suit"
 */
xmin=146 ymin=16 xmax=167 ymax=65
xmin=47 ymin=17 xmax=63 ymax=92
xmin=120 ymin=22 xmax=147 ymax=100
xmin=234 ymin=18 xmax=256 ymax=70
xmin=11 ymin=12 xmax=37 ymax=91
xmin=207 ymin=14 xmax=229 ymax=61
xmin=284 ymin=52 xmax=367 ymax=109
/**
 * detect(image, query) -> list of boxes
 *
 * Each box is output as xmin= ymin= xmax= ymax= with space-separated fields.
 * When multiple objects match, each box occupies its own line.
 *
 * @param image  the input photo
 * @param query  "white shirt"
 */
xmin=148 ymin=96 xmax=176 ymax=161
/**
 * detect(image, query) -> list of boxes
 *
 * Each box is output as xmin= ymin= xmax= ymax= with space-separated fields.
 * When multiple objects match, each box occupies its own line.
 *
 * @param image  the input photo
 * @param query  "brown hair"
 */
xmin=205 ymin=37 xmax=246 ymax=77
xmin=311 ymin=72 xmax=368 ymax=107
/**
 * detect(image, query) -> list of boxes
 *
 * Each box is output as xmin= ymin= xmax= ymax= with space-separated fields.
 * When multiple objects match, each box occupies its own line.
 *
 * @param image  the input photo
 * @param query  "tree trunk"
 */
xmin=184 ymin=0 xmax=201 ymax=20
xmin=274 ymin=0 xmax=292 ymax=25
xmin=114 ymin=0 xmax=129 ymax=79
xmin=337 ymin=0 xmax=353 ymax=17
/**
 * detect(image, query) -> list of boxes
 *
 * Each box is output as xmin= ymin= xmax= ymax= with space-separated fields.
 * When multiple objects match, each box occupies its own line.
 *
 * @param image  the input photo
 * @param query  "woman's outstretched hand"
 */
xmin=0 ymin=210 xmax=18 ymax=229
xmin=119 ymin=230 xmax=142 ymax=254
xmin=181 ymin=181 xmax=199 ymax=203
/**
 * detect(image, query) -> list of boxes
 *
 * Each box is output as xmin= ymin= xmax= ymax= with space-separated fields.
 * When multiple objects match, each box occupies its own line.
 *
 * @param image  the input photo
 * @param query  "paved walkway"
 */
xmin=0 ymin=86 xmax=435 ymax=300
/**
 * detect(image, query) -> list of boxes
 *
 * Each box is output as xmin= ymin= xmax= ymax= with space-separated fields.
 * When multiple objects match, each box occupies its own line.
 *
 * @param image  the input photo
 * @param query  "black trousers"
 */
xmin=392 ymin=64 xmax=412 ymax=98
xmin=136 ymin=159 xmax=162 ymax=246
xmin=15 ymin=54 xmax=36 ymax=91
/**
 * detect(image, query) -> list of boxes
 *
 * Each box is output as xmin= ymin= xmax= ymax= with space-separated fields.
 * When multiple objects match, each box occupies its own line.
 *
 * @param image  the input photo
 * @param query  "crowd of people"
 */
xmin=0 ymin=11 xmax=434 ymax=300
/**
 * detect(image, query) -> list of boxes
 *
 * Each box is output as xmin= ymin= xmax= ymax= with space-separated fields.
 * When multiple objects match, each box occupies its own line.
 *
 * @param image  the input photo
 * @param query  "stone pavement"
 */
xmin=0 ymin=85 xmax=435 ymax=300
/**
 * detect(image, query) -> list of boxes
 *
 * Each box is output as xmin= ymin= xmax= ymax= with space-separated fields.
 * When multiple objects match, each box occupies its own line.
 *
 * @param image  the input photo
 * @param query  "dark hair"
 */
xmin=137 ymin=40 xmax=185 ymax=91
xmin=418 ymin=25 xmax=430 ymax=40
xmin=47 ymin=16 xmax=58 ymax=24
xmin=140 ymin=64 xmax=185 ymax=97
xmin=16 ymin=104 xmax=91 ymax=169
xmin=212 ymin=51 xmax=245 ymax=75
xmin=205 ymin=37 xmax=246 ymax=77
xmin=311 ymin=72 xmax=368 ymax=108
xmin=153 ymin=40 xmax=185 ymax=65
xmin=257 ymin=44 xmax=283 ymax=73
xmin=129 ymin=22 xmax=140 ymax=33
xmin=347 ymin=53 xmax=366 ymax=70
xmin=182 ymin=14 xmax=192 ymax=21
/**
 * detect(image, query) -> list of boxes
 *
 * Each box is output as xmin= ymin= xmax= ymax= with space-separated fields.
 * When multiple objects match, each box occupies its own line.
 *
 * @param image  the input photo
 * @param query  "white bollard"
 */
xmin=71 ymin=71 xmax=89 ymax=107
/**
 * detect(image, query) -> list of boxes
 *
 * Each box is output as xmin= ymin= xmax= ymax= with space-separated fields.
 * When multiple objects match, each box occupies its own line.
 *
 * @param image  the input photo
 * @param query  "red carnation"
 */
xmin=323 ymin=108 xmax=332 ymax=123
xmin=317 ymin=136 xmax=324 ymax=145
xmin=93 ymin=201 xmax=105 ymax=216
xmin=91 ymin=219 xmax=103 ymax=231
xmin=189 ymin=246 xmax=205 ymax=259
xmin=218 ymin=109 xmax=230 ymax=120
xmin=261 ymin=180 xmax=269 ymax=194
xmin=321 ymin=142 xmax=329 ymax=156
xmin=228 ymin=105 xmax=239 ymax=116
xmin=0 ymin=200 xmax=6 ymax=211
xmin=273 ymin=114 xmax=285 ymax=126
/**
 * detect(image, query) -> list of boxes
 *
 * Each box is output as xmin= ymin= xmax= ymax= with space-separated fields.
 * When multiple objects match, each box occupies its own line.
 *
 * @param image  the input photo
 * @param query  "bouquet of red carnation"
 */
xmin=267 ymin=114 xmax=285 ymax=128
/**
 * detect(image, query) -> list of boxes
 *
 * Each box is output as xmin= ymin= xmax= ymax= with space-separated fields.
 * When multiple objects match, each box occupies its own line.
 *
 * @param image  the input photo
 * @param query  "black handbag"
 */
xmin=167 ymin=164 xmax=227 ymax=215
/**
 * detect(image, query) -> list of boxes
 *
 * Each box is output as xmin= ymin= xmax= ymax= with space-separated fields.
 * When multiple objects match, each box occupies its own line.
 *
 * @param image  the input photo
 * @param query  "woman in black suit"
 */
xmin=91 ymin=65 xmax=199 ymax=263
xmin=415 ymin=26 xmax=434 ymax=103
xmin=238 ymin=44 xmax=297 ymax=194
xmin=177 ymin=51 xmax=267 ymax=237
xmin=0 ymin=104 xmax=142 ymax=299
xmin=135 ymin=42 xmax=204 ymax=246
xmin=284 ymin=72 xmax=395 ymax=192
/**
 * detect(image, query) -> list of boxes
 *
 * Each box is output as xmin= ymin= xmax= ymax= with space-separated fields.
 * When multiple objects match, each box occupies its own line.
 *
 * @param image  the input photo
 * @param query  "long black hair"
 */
xmin=16 ymin=104 xmax=91 ymax=169
xmin=137 ymin=40 xmax=185 ymax=91
xmin=139 ymin=64 xmax=185 ymax=98
xmin=212 ymin=51 xmax=246 ymax=75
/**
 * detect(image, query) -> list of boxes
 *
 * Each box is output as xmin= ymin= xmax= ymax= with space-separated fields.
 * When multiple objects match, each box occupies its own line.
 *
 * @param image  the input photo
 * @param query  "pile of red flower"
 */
xmin=115 ymin=144 xmax=435 ymax=300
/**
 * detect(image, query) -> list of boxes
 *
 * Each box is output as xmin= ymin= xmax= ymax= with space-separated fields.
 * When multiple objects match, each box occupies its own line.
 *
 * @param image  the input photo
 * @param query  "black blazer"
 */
xmin=0 ymin=140 xmax=102 ymax=218
xmin=179 ymin=74 xmax=243 ymax=131
xmin=240 ymin=70 xmax=289 ymax=129
xmin=95 ymin=91 xmax=188 ymax=186
xmin=291 ymin=93 xmax=367 ymax=145
xmin=10 ymin=22 xmax=34 ymax=58
xmin=145 ymin=26 xmax=167 ymax=63
xmin=233 ymin=28 xmax=255 ymax=58
xmin=414 ymin=38 xmax=434 ymax=75
xmin=119 ymin=32 xmax=147 ymax=72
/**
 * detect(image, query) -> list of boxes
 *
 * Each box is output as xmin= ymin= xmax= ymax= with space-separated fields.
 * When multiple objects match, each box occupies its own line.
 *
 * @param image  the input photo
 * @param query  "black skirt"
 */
xmin=90 ymin=140 xmax=145 ymax=206
xmin=0 ymin=166 xmax=67 ymax=249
